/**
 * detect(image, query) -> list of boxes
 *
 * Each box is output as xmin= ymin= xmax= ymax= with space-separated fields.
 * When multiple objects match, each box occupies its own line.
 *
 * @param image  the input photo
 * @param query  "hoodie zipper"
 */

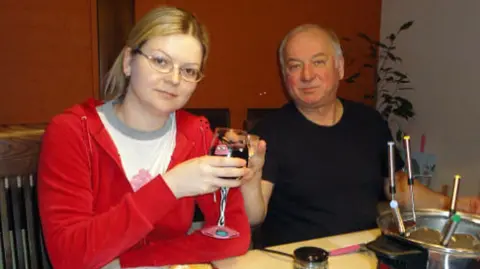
xmin=82 ymin=114 xmax=149 ymax=247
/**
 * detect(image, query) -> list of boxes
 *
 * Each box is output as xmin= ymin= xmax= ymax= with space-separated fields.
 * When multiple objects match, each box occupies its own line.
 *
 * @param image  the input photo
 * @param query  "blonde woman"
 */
xmin=37 ymin=6 xmax=262 ymax=269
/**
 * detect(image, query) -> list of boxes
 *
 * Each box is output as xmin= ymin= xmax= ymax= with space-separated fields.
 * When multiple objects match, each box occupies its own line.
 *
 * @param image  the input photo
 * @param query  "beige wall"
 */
xmin=381 ymin=0 xmax=480 ymax=196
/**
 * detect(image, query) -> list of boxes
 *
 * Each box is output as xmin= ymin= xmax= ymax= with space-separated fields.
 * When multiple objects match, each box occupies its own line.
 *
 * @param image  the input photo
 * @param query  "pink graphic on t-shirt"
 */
xmin=130 ymin=169 xmax=153 ymax=192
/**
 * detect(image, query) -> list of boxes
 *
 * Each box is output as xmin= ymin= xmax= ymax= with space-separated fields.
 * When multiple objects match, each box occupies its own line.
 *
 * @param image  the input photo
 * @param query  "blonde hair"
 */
xmin=278 ymin=24 xmax=343 ymax=76
xmin=103 ymin=6 xmax=209 ymax=100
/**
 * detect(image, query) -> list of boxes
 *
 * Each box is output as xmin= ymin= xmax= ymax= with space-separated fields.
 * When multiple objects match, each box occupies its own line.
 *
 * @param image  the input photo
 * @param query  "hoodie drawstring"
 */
xmin=81 ymin=116 xmax=93 ymax=171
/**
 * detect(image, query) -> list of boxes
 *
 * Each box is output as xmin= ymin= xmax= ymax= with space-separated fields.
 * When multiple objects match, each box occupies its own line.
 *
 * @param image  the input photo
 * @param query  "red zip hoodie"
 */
xmin=37 ymin=98 xmax=251 ymax=269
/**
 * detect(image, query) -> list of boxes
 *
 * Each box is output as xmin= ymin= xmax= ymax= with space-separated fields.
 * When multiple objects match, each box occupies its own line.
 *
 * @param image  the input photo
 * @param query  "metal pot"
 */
xmin=373 ymin=208 xmax=480 ymax=269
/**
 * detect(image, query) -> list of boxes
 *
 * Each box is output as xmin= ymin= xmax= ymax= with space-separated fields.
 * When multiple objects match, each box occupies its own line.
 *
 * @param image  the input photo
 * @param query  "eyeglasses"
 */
xmin=132 ymin=48 xmax=204 ymax=82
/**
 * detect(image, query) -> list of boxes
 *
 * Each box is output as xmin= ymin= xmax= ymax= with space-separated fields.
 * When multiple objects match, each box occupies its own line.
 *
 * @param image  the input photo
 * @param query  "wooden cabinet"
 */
xmin=0 ymin=0 xmax=99 ymax=125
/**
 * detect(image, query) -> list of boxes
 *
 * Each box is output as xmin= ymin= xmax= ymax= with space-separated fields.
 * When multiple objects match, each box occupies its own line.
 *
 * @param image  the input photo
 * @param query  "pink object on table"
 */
xmin=329 ymin=244 xmax=362 ymax=256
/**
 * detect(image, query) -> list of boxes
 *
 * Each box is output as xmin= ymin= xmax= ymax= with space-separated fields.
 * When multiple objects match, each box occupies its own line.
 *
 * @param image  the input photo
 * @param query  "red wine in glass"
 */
xmin=209 ymin=144 xmax=249 ymax=180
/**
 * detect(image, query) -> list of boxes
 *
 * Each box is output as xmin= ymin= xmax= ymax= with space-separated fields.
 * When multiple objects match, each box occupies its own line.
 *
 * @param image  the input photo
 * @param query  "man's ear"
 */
xmin=336 ymin=55 xmax=345 ymax=80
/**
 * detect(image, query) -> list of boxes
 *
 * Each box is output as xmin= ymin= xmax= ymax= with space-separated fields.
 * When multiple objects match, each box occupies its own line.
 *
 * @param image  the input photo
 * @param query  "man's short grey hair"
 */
xmin=278 ymin=24 xmax=343 ymax=72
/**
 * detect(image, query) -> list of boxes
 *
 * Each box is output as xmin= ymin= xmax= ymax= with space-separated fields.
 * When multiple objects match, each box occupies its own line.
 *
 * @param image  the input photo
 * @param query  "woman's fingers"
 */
xmin=209 ymin=166 xmax=249 ymax=179
xmin=203 ymin=155 xmax=247 ymax=167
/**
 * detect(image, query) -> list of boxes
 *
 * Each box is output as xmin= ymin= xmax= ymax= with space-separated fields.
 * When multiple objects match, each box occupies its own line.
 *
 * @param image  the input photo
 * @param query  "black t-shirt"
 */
xmin=251 ymin=99 xmax=404 ymax=247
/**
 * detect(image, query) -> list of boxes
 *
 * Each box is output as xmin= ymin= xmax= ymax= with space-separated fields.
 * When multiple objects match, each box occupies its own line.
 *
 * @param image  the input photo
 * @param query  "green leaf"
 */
xmin=398 ymin=20 xmax=414 ymax=32
xmin=381 ymin=94 xmax=394 ymax=103
xmin=387 ymin=52 xmax=397 ymax=61
xmin=397 ymin=79 xmax=411 ymax=84
xmin=394 ymin=96 xmax=411 ymax=105
xmin=387 ymin=33 xmax=396 ymax=41
xmin=380 ymin=67 xmax=393 ymax=72
xmin=381 ymin=105 xmax=393 ymax=119
xmin=396 ymin=129 xmax=403 ymax=142
xmin=398 ymin=87 xmax=414 ymax=91
xmin=392 ymin=71 xmax=407 ymax=78
xmin=374 ymin=41 xmax=388 ymax=49
xmin=393 ymin=108 xmax=415 ymax=119
xmin=392 ymin=97 xmax=415 ymax=119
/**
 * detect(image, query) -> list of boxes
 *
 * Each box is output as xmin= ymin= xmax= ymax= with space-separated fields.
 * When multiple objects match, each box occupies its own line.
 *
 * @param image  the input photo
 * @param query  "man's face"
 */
xmin=283 ymin=29 xmax=344 ymax=109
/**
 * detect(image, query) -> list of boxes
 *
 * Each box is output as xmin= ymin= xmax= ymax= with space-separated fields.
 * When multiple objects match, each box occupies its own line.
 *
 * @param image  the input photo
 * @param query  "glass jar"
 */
xmin=293 ymin=246 xmax=329 ymax=269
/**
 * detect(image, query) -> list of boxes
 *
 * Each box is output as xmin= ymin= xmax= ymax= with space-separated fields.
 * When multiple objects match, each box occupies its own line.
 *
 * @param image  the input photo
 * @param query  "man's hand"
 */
xmin=241 ymin=140 xmax=266 ymax=187
xmin=238 ymin=139 xmax=269 ymax=226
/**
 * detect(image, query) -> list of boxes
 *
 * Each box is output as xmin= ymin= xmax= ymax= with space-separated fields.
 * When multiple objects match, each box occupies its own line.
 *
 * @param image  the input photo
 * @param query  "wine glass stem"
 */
xmin=217 ymin=187 xmax=229 ymax=227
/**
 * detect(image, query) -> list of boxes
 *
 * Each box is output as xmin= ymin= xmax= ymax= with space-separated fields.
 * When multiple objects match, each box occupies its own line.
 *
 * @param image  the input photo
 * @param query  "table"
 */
xmin=213 ymin=229 xmax=382 ymax=269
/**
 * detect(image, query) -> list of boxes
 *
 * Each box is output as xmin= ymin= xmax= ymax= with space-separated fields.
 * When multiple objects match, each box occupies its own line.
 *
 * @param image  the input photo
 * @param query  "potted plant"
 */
xmin=344 ymin=20 xmax=415 ymax=143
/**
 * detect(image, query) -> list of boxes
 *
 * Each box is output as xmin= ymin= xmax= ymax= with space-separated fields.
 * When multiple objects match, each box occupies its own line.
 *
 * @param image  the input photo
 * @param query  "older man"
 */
xmin=240 ymin=24 xmax=480 ymax=247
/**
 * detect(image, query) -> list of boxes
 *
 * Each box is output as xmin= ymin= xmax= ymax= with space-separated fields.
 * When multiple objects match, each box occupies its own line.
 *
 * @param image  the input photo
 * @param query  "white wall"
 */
xmin=380 ymin=0 xmax=480 ymax=196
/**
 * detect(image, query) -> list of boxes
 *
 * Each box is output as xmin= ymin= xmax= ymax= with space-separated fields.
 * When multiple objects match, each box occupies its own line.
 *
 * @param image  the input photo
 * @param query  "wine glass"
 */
xmin=200 ymin=128 xmax=249 ymax=239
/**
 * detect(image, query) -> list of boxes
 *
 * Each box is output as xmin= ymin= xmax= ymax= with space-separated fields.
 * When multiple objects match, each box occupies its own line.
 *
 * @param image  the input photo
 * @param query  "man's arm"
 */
xmin=240 ymin=177 xmax=274 ymax=226
xmin=239 ymin=139 xmax=275 ymax=226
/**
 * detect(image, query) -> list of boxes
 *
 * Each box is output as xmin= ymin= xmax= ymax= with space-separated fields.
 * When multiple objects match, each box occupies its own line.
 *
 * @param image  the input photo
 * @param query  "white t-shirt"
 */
xmin=97 ymin=100 xmax=176 ymax=192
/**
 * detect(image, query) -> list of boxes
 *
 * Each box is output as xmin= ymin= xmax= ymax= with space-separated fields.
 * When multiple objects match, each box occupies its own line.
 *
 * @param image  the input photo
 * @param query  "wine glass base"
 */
xmin=201 ymin=225 xmax=240 ymax=239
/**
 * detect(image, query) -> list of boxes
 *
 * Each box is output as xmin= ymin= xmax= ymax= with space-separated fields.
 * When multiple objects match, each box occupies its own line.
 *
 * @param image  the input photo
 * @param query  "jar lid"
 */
xmin=294 ymin=246 xmax=329 ymax=263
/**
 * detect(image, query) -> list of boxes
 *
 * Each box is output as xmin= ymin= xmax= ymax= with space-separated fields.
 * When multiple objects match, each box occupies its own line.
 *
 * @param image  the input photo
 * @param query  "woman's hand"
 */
xmin=163 ymin=156 xmax=250 ymax=198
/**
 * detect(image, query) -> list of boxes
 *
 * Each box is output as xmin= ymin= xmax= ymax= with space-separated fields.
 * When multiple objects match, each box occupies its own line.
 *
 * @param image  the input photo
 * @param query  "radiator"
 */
xmin=0 ymin=175 xmax=51 ymax=269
